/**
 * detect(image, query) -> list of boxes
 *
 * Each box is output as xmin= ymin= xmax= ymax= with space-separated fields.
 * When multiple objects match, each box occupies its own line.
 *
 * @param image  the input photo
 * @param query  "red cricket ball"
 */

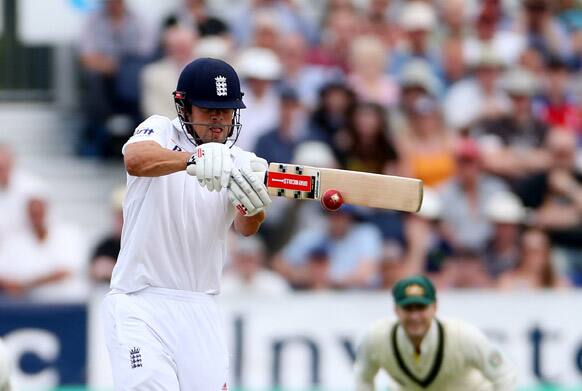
xmin=321 ymin=189 xmax=344 ymax=211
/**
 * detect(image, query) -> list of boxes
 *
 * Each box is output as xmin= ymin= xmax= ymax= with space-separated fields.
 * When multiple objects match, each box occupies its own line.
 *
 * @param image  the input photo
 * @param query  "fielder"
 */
xmin=354 ymin=276 xmax=518 ymax=391
xmin=102 ymin=57 xmax=271 ymax=390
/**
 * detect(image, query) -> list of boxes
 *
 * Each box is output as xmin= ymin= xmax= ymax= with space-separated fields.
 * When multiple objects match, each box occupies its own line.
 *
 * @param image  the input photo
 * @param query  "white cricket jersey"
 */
xmin=110 ymin=115 xmax=257 ymax=294
xmin=354 ymin=317 xmax=518 ymax=391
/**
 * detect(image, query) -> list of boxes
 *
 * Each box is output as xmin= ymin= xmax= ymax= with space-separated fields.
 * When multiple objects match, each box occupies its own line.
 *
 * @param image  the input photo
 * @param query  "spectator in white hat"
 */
xmin=471 ymin=68 xmax=551 ymax=181
xmin=389 ymin=1 xmax=441 ymax=79
xmin=463 ymin=6 xmax=526 ymax=67
xmin=222 ymin=235 xmax=291 ymax=295
xmin=236 ymin=47 xmax=282 ymax=151
xmin=483 ymin=191 xmax=527 ymax=278
xmin=443 ymin=49 xmax=511 ymax=131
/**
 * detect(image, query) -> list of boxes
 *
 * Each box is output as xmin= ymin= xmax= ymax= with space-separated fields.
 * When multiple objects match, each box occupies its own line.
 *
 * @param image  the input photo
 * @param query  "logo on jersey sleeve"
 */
xmin=134 ymin=128 xmax=155 ymax=136
xmin=130 ymin=347 xmax=142 ymax=368
xmin=489 ymin=350 xmax=503 ymax=368
xmin=215 ymin=76 xmax=228 ymax=96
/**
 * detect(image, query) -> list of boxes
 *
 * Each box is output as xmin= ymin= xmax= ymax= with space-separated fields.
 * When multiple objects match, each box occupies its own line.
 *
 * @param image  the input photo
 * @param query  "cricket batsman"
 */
xmin=102 ymin=57 xmax=271 ymax=390
xmin=354 ymin=276 xmax=518 ymax=390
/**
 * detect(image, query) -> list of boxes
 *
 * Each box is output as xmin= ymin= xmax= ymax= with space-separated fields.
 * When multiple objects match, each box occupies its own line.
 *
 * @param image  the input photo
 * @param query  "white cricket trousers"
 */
xmin=102 ymin=287 xmax=229 ymax=390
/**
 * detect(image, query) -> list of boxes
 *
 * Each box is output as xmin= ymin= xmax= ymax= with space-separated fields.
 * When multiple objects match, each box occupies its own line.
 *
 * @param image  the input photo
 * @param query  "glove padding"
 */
xmin=186 ymin=143 xmax=232 ymax=192
xmin=228 ymin=167 xmax=271 ymax=216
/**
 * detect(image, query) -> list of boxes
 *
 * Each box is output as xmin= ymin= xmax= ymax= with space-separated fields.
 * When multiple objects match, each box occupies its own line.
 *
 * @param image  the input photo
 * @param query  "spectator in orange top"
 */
xmin=398 ymin=96 xmax=456 ymax=187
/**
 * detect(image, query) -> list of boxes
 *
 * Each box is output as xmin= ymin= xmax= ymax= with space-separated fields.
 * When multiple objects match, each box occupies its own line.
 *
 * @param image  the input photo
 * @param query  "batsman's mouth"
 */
xmin=209 ymin=126 xmax=224 ymax=133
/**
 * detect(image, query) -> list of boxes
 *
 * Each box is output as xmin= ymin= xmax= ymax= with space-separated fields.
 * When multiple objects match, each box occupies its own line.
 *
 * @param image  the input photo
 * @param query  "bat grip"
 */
xmin=253 ymin=170 xmax=267 ymax=185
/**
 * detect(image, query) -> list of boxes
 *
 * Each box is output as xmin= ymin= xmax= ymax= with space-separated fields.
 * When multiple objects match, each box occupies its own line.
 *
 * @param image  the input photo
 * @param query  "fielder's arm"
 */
xmin=462 ymin=323 xmax=518 ymax=390
xmin=124 ymin=141 xmax=191 ymax=177
xmin=354 ymin=333 xmax=380 ymax=391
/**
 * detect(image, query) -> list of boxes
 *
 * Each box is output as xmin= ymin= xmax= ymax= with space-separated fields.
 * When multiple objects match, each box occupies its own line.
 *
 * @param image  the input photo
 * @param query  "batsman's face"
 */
xmin=190 ymin=106 xmax=234 ymax=143
xmin=396 ymin=303 xmax=436 ymax=340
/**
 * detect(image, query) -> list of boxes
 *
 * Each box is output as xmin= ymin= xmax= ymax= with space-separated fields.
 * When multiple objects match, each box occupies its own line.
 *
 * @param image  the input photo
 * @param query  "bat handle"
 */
xmin=253 ymin=170 xmax=267 ymax=185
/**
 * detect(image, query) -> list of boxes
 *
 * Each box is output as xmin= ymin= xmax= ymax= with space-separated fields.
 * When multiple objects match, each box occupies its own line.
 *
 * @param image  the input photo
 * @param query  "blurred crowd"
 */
xmin=1 ymin=0 xmax=582 ymax=299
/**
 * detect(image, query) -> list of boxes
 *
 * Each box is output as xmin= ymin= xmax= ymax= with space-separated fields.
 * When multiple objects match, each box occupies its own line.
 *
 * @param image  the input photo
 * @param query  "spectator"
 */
xmin=517 ymin=0 xmax=572 ymax=61
xmin=163 ymin=0 xmax=230 ymax=38
xmin=308 ymin=7 xmax=362 ymax=73
xmin=440 ymin=138 xmax=508 ymax=251
xmin=141 ymin=26 xmax=197 ymax=119
xmin=515 ymin=130 xmax=582 ymax=285
xmin=441 ymin=248 xmax=493 ymax=288
xmin=398 ymin=96 xmax=456 ymax=187
xmin=464 ymin=5 xmax=526 ymax=67
xmin=483 ymin=191 xmax=527 ymax=279
xmin=277 ymin=33 xmax=340 ymax=108
xmin=402 ymin=187 xmax=453 ymax=285
xmin=90 ymin=186 xmax=125 ymax=285
xmin=221 ymin=236 xmax=290 ymax=295
xmin=518 ymin=46 xmax=547 ymax=78
xmin=229 ymin=0 xmax=318 ymax=48
xmin=438 ymin=0 xmax=470 ymax=38
xmin=444 ymin=50 xmax=511 ymax=132
xmin=570 ymin=28 xmax=582 ymax=71
xmin=377 ymin=240 xmax=407 ymax=290
xmin=254 ymin=88 xmax=304 ymax=165
xmin=236 ymin=47 xmax=282 ymax=151
xmin=337 ymin=102 xmax=399 ymax=175
xmin=0 ymin=196 xmax=89 ymax=299
xmin=0 ymin=145 xmax=42 ymax=245
xmin=78 ymin=0 xmax=155 ymax=157
xmin=249 ymin=10 xmax=284 ymax=52
xmin=347 ymin=35 xmax=399 ymax=108
xmin=535 ymin=56 xmax=581 ymax=132
xmin=307 ymin=82 xmax=356 ymax=151
xmin=362 ymin=0 xmax=399 ymax=49
xmin=472 ymin=68 xmax=550 ymax=181
xmin=389 ymin=1 xmax=441 ymax=78
xmin=441 ymin=37 xmax=468 ymax=89
xmin=272 ymin=205 xmax=382 ymax=289
xmin=498 ymin=229 xmax=569 ymax=289
xmin=302 ymin=245 xmax=333 ymax=291
xmin=390 ymin=59 xmax=440 ymax=134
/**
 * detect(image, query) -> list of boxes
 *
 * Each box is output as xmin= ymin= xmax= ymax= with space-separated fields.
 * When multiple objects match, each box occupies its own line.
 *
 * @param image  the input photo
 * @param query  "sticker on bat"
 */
xmin=267 ymin=172 xmax=312 ymax=192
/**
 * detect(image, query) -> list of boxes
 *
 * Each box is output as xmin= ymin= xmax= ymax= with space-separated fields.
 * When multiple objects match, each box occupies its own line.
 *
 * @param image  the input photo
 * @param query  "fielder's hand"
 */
xmin=228 ymin=167 xmax=271 ymax=216
xmin=186 ymin=143 xmax=232 ymax=192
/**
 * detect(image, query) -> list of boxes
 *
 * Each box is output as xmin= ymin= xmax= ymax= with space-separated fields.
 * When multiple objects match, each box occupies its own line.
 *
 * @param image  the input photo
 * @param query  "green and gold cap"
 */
xmin=392 ymin=275 xmax=436 ymax=307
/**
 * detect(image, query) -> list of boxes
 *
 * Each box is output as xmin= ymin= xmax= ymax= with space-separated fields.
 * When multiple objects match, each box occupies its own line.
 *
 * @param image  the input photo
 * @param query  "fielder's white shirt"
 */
xmin=111 ymin=115 xmax=257 ymax=294
xmin=354 ymin=317 xmax=518 ymax=391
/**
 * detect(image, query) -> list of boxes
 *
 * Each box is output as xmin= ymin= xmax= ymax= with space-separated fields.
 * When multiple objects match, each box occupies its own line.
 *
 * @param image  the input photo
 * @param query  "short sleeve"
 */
xmin=122 ymin=115 xmax=172 ymax=155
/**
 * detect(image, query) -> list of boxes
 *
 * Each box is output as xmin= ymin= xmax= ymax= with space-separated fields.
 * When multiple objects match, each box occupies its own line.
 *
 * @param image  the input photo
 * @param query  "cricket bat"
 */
xmin=256 ymin=163 xmax=423 ymax=213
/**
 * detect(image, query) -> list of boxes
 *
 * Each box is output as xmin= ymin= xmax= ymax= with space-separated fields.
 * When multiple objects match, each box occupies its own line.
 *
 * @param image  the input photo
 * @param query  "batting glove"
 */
xmin=228 ymin=167 xmax=271 ymax=216
xmin=186 ymin=143 xmax=232 ymax=192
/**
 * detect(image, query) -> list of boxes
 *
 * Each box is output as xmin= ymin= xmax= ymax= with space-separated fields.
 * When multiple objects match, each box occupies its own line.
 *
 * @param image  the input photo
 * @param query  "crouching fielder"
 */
xmin=354 ymin=276 xmax=518 ymax=391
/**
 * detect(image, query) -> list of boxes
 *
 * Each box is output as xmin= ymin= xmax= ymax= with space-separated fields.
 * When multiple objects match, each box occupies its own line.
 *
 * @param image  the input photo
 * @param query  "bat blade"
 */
xmin=263 ymin=163 xmax=423 ymax=213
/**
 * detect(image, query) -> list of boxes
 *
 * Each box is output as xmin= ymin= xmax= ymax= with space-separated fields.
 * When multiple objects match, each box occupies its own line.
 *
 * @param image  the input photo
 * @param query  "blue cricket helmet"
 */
xmin=173 ymin=58 xmax=245 ymax=146
xmin=174 ymin=57 xmax=246 ymax=109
